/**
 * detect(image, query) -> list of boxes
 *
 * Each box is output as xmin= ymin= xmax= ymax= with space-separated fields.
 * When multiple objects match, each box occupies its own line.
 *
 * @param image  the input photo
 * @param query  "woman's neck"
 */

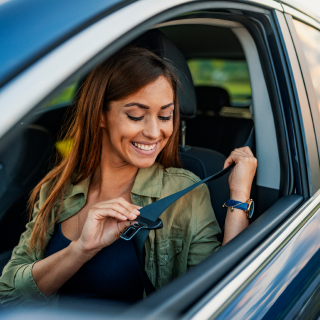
xmin=90 ymin=162 xmax=138 ymax=201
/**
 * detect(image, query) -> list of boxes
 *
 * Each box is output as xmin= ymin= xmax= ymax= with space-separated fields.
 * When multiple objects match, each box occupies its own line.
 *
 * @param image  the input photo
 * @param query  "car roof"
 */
xmin=0 ymin=0 xmax=319 ymax=89
xmin=281 ymin=0 xmax=320 ymax=23
xmin=0 ymin=0 xmax=131 ymax=88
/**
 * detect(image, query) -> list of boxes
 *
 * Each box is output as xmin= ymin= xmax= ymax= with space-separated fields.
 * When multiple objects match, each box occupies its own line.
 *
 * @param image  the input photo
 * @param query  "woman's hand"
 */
xmin=223 ymin=146 xmax=257 ymax=201
xmin=75 ymin=197 xmax=141 ymax=257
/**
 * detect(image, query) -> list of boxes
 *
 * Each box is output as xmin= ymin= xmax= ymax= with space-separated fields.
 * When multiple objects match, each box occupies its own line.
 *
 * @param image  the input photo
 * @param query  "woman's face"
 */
xmin=101 ymin=75 xmax=175 ymax=168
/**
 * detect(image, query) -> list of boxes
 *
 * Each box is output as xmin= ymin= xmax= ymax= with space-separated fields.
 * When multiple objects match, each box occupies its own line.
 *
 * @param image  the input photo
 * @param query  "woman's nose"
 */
xmin=143 ymin=117 xmax=160 ymax=140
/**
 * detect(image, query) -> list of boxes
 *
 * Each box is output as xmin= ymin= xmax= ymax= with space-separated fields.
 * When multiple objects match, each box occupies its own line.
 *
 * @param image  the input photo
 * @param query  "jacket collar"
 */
xmin=64 ymin=162 xmax=164 ymax=200
xmin=131 ymin=162 xmax=163 ymax=198
xmin=65 ymin=173 xmax=92 ymax=200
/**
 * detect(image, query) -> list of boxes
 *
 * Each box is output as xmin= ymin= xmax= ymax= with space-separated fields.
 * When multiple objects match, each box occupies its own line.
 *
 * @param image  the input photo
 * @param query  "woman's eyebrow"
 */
xmin=123 ymin=102 xmax=174 ymax=109
xmin=161 ymin=103 xmax=174 ymax=109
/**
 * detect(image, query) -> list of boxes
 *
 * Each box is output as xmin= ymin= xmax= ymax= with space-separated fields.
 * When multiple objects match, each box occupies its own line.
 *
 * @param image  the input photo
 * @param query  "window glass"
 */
xmin=293 ymin=20 xmax=320 ymax=112
xmin=187 ymin=59 xmax=252 ymax=108
xmin=41 ymin=81 xmax=78 ymax=156
xmin=43 ymin=81 xmax=79 ymax=109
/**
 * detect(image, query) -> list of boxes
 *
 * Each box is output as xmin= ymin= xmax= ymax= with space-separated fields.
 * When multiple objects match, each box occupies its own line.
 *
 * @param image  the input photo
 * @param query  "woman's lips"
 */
xmin=130 ymin=141 xmax=159 ymax=156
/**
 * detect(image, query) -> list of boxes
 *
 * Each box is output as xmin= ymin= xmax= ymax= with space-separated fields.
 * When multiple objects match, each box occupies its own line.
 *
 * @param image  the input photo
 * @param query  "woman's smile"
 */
xmin=130 ymin=140 xmax=160 ymax=156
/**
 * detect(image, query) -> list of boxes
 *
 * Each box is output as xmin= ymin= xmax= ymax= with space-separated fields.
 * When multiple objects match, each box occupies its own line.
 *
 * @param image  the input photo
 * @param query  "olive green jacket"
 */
xmin=0 ymin=162 xmax=221 ymax=307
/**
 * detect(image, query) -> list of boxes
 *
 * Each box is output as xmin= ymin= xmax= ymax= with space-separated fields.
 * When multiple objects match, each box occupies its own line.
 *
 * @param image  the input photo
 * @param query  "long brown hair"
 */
xmin=28 ymin=47 xmax=181 ymax=250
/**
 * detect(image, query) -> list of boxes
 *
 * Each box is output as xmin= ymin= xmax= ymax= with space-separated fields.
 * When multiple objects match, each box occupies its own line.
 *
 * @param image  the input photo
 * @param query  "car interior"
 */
xmin=0 ymin=10 xmax=304 ymax=310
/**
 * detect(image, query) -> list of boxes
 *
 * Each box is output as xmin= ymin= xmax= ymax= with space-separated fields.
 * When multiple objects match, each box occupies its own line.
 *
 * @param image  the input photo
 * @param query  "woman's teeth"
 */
xmin=133 ymin=142 xmax=156 ymax=151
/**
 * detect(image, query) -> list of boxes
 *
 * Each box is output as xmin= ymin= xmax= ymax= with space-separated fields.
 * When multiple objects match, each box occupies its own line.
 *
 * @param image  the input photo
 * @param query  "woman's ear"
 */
xmin=100 ymin=111 xmax=107 ymax=128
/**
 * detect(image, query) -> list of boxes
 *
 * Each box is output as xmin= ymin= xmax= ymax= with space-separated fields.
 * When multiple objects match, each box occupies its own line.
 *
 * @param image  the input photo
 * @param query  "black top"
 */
xmin=46 ymin=223 xmax=143 ymax=303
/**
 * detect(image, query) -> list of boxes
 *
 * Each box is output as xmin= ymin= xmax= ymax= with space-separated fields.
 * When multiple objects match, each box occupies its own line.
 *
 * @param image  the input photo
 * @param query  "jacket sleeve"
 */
xmin=0 ymin=199 xmax=54 ymax=307
xmin=187 ymin=184 xmax=221 ymax=269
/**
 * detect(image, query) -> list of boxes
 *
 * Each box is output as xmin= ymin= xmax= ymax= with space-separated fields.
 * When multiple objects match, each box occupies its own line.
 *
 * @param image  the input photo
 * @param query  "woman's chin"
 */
xmin=130 ymin=157 xmax=157 ymax=169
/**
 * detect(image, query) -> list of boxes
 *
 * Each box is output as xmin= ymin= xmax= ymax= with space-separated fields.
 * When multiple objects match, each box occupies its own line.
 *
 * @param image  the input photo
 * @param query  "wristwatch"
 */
xmin=222 ymin=199 xmax=254 ymax=219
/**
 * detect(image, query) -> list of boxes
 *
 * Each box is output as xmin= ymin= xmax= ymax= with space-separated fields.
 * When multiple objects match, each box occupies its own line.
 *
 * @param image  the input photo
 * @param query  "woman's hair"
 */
xmin=28 ymin=46 xmax=181 ymax=250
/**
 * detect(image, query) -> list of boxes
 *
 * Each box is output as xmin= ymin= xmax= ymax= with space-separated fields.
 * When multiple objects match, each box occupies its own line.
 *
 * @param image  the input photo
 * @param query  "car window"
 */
xmin=293 ymin=20 xmax=320 ymax=112
xmin=187 ymin=58 xmax=252 ymax=119
xmin=41 ymin=81 xmax=79 ymax=157
xmin=43 ymin=81 xmax=79 ymax=109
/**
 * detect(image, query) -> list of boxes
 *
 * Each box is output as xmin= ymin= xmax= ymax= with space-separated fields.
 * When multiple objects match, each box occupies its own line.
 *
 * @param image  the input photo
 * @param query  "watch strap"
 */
xmin=223 ymin=199 xmax=254 ymax=218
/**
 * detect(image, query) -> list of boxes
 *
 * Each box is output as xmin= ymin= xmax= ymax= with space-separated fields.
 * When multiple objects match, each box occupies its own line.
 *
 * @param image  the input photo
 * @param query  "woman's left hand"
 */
xmin=223 ymin=146 xmax=257 ymax=201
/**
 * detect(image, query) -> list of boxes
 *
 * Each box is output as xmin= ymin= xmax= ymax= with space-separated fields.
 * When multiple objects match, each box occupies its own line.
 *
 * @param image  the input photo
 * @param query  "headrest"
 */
xmin=195 ymin=86 xmax=231 ymax=115
xmin=131 ymin=30 xmax=197 ymax=119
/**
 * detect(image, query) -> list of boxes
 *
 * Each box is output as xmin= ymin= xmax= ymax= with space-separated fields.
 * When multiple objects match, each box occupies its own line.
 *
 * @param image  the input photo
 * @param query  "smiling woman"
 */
xmin=102 ymin=75 xmax=176 ymax=168
xmin=0 ymin=45 xmax=256 ymax=307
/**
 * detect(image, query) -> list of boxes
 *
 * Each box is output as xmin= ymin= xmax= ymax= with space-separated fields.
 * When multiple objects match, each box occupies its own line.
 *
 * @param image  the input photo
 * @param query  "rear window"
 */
xmin=188 ymin=58 xmax=252 ymax=108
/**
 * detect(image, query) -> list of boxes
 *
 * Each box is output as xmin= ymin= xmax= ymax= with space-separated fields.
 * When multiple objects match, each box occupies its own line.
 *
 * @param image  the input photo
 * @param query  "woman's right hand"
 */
xmin=75 ymin=197 xmax=141 ymax=256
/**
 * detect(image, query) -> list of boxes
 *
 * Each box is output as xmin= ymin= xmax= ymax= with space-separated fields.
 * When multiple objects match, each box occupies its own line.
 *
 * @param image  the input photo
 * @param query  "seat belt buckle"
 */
xmin=120 ymin=216 xmax=163 ymax=241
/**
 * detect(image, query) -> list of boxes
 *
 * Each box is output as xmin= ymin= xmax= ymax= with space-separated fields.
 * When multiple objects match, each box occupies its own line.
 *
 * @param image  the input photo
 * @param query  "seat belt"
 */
xmin=121 ymin=127 xmax=255 ymax=294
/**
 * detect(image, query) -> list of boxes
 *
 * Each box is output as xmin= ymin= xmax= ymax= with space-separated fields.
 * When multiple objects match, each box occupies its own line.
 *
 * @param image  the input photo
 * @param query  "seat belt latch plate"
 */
xmin=120 ymin=216 xmax=163 ymax=241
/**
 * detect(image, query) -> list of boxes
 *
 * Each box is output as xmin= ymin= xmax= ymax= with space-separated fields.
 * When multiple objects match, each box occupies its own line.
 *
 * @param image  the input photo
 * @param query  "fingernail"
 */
xmin=134 ymin=209 xmax=140 ymax=214
xmin=130 ymin=213 xmax=137 ymax=219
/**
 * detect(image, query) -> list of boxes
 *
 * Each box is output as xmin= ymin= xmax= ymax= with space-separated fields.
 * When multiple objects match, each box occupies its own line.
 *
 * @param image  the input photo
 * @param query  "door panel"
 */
xmin=214 ymin=204 xmax=320 ymax=320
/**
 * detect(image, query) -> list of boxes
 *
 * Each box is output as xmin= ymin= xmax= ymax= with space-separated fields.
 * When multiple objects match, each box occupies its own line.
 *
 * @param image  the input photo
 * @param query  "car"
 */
xmin=1 ymin=0 xmax=320 ymax=319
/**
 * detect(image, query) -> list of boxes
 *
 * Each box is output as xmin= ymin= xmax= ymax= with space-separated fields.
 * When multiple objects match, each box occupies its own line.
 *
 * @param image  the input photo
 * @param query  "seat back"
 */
xmin=195 ymin=86 xmax=231 ymax=116
xmin=187 ymin=86 xmax=254 ymax=157
xmin=179 ymin=147 xmax=229 ymax=229
xmin=0 ymin=125 xmax=53 ymax=254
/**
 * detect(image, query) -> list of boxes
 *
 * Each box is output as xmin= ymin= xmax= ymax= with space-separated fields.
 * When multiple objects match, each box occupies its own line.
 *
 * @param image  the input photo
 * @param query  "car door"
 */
xmin=0 ymin=0 xmax=317 ymax=319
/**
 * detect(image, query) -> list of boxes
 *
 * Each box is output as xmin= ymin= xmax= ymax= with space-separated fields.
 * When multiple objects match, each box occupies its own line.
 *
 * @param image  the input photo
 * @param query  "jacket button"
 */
xmin=133 ymin=195 xmax=138 ymax=200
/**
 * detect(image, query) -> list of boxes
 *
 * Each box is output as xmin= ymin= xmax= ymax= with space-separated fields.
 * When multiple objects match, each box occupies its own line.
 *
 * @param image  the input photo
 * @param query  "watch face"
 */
xmin=248 ymin=201 xmax=254 ymax=218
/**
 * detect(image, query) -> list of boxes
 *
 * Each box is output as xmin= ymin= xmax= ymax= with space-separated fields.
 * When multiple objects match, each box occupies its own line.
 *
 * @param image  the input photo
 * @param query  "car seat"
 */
xmin=187 ymin=85 xmax=254 ymax=157
xmin=0 ymin=125 xmax=53 ymax=271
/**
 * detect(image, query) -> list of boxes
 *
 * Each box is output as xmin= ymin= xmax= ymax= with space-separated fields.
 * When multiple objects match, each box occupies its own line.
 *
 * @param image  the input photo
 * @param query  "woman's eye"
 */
xmin=126 ymin=113 xmax=172 ymax=122
xmin=126 ymin=114 xmax=144 ymax=121
xmin=158 ymin=115 xmax=172 ymax=122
